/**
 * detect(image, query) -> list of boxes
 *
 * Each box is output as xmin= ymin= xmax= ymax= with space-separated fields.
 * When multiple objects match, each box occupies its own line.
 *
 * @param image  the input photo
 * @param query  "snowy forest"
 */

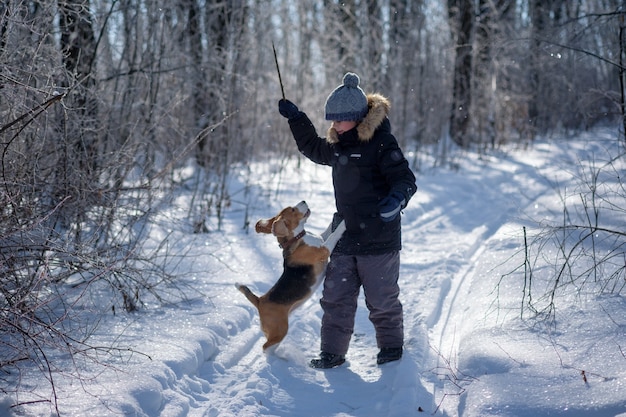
xmin=1 ymin=0 xmax=625 ymax=414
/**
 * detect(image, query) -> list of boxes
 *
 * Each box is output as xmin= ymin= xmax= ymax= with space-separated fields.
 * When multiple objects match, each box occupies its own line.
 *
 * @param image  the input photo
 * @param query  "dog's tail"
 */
xmin=235 ymin=283 xmax=260 ymax=307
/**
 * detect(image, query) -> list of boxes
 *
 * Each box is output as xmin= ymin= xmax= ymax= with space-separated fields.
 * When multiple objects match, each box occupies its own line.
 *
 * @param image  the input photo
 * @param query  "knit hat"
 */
xmin=324 ymin=72 xmax=368 ymax=121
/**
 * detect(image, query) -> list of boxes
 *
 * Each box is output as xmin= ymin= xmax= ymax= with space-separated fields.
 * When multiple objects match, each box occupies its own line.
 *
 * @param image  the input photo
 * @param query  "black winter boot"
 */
xmin=377 ymin=347 xmax=403 ymax=365
xmin=309 ymin=352 xmax=345 ymax=369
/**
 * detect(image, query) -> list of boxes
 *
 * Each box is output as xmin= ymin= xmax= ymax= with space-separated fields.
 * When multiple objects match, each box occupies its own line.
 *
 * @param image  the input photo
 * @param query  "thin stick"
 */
xmin=272 ymin=42 xmax=286 ymax=100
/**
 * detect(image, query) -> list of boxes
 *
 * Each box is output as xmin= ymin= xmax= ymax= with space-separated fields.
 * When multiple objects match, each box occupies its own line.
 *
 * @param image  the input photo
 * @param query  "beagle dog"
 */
xmin=236 ymin=201 xmax=346 ymax=351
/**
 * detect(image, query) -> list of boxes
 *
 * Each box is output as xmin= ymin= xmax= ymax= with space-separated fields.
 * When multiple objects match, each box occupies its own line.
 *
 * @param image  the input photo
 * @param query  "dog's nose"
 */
xmin=296 ymin=200 xmax=309 ymax=213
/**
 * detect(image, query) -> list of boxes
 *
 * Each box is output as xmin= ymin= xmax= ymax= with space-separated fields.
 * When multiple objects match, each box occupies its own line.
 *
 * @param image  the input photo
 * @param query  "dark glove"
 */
xmin=378 ymin=192 xmax=406 ymax=222
xmin=278 ymin=99 xmax=301 ymax=120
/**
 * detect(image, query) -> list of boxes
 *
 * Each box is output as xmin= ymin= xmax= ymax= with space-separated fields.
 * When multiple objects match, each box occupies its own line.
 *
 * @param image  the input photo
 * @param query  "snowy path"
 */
xmin=186 ymin=150 xmax=552 ymax=417
xmin=123 ymin=150 xmax=552 ymax=417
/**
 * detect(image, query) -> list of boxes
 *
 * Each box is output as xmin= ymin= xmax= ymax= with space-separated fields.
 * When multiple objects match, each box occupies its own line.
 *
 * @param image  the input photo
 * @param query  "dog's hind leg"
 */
xmin=262 ymin=322 xmax=288 ymax=351
xmin=260 ymin=306 xmax=290 ymax=351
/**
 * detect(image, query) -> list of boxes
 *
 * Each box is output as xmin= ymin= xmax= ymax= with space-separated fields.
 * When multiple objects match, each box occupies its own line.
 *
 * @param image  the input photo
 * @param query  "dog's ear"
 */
xmin=255 ymin=217 xmax=276 ymax=234
xmin=271 ymin=219 xmax=289 ymax=237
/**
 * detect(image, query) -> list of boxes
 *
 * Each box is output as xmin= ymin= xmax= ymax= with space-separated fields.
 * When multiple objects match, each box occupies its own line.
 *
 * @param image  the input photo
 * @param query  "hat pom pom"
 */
xmin=342 ymin=72 xmax=360 ymax=89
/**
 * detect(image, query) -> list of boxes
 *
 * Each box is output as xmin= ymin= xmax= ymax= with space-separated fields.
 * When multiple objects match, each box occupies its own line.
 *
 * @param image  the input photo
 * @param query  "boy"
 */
xmin=278 ymin=73 xmax=417 ymax=368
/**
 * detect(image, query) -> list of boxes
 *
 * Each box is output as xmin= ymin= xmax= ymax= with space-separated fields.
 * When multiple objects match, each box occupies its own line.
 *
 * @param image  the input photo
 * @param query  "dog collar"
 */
xmin=279 ymin=229 xmax=306 ymax=250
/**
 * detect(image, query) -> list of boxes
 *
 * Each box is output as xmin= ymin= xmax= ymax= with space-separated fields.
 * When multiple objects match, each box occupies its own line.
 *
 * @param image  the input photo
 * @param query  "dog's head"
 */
xmin=255 ymin=201 xmax=310 ymax=238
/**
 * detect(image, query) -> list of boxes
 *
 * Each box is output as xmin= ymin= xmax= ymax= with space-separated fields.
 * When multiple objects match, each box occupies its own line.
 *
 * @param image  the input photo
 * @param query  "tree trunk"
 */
xmin=528 ymin=0 xmax=545 ymax=140
xmin=366 ymin=0 xmax=385 ymax=90
xmin=448 ymin=0 xmax=474 ymax=148
xmin=197 ymin=0 xmax=229 ymax=166
xmin=57 ymin=0 xmax=99 ymax=229
xmin=618 ymin=14 xmax=626 ymax=143
xmin=58 ymin=0 xmax=98 ymax=168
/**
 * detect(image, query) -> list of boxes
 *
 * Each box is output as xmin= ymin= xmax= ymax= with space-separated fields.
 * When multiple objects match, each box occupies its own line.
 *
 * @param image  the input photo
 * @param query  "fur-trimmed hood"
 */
xmin=326 ymin=93 xmax=390 ymax=144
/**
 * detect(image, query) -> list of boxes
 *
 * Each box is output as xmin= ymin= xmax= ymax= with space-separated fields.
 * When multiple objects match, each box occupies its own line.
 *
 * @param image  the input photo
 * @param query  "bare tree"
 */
xmin=321 ymin=0 xmax=359 ymax=72
xmin=0 ymin=2 xmax=190 ymax=410
xmin=473 ymin=0 xmax=509 ymax=147
xmin=618 ymin=7 xmax=626 ymax=144
xmin=448 ymin=0 xmax=474 ymax=148
xmin=365 ymin=0 xmax=385 ymax=90
xmin=57 ymin=0 xmax=100 ymax=233
xmin=513 ymin=151 xmax=626 ymax=323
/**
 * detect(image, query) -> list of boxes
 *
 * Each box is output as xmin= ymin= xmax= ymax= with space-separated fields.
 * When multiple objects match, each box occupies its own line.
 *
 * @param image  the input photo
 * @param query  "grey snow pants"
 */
xmin=320 ymin=251 xmax=403 ymax=356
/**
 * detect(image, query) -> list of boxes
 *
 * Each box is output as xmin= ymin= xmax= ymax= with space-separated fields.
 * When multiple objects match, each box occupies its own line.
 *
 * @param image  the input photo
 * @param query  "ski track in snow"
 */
xmin=420 ymin=150 xmax=557 ymax=415
xmin=423 ymin=141 xmax=619 ymax=416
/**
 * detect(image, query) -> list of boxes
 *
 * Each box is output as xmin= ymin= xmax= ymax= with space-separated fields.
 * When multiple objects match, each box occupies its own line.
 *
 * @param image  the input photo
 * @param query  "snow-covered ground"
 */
xmin=3 ymin=130 xmax=625 ymax=416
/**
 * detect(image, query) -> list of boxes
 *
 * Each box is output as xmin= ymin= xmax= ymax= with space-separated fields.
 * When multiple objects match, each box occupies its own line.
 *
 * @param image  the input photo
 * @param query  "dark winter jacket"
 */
xmin=288 ymin=93 xmax=417 ymax=255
